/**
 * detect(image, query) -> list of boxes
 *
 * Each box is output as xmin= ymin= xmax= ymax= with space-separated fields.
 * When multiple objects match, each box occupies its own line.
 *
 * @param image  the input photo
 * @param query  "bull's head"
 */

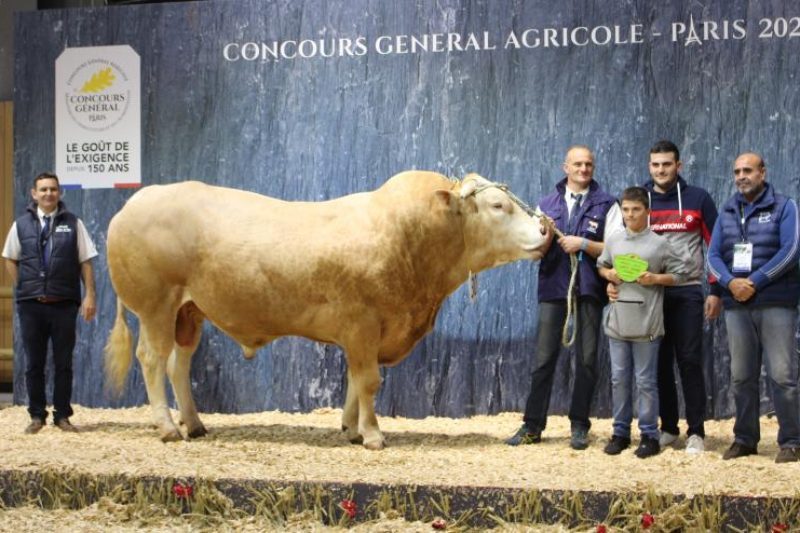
xmin=439 ymin=173 xmax=548 ymax=272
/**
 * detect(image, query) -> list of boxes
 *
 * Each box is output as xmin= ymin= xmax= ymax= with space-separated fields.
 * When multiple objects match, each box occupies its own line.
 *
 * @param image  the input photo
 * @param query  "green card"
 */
xmin=613 ymin=254 xmax=649 ymax=282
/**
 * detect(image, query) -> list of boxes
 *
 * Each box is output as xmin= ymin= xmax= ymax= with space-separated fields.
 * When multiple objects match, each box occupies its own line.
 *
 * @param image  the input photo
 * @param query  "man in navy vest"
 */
xmin=708 ymin=152 xmax=800 ymax=463
xmin=2 ymin=172 xmax=97 ymax=434
xmin=506 ymin=145 xmax=621 ymax=450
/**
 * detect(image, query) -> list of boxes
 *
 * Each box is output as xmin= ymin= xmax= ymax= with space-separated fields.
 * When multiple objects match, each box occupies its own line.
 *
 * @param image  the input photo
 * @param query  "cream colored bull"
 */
xmin=104 ymin=171 xmax=546 ymax=449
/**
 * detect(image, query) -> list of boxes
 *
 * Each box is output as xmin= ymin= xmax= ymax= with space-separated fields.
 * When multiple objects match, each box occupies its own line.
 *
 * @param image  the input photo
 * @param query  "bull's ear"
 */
xmin=434 ymin=189 xmax=460 ymax=214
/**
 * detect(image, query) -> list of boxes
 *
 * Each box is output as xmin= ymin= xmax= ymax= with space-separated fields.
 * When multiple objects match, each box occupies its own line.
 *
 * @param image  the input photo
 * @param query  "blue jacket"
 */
xmin=537 ymin=178 xmax=617 ymax=303
xmin=707 ymin=183 xmax=800 ymax=308
xmin=15 ymin=201 xmax=82 ymax=303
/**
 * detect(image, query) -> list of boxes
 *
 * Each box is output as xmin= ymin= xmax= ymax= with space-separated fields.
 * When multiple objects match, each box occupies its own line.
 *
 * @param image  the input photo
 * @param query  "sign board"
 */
xmin=55 ymin=45 xmax=140 ymax=189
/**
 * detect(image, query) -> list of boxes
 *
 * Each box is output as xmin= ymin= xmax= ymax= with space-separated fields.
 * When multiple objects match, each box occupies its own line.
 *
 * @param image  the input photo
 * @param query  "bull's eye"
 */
xmin=491 ymin=203 xmax=504 ymax=210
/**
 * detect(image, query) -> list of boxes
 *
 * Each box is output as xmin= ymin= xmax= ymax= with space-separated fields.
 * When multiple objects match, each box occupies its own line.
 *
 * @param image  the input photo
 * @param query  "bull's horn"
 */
xmin=459 ymin=174 xmax=482 ymax=198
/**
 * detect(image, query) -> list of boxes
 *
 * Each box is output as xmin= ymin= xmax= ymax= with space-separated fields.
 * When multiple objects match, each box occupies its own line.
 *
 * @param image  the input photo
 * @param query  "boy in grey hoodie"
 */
xmin=597 ymin=187 xmax=689 ymax=458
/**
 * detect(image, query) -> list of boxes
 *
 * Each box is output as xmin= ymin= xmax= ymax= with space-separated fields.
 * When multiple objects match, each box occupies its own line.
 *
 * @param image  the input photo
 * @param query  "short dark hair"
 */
xmin=649 ymin=140 xmax=680 ymax=162
xmin=621 ymin=186 xmax=649 ymax=208
xmin=32 ymin=172 xmax=59 ymax=189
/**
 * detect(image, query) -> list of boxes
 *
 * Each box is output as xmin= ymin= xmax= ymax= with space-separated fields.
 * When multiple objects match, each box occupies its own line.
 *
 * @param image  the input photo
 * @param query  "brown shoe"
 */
xmin=54 ymin=418 xmax=80 ymax=433
xmin=24 ymin=418 xmax=45 ymax=434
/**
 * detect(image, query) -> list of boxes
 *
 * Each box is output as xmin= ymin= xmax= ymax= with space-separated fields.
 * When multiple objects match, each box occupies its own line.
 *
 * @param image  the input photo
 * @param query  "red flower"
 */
xmin=172 ymin=482 xmax=193 ymax=499
xmin=772 ymin=524 xmax=788 ymax=533
xmin=641 ymin=512 xmax=655 ymax=529
xmin=596 ymin=525 xmax=608 ymax=533
xmin=340 ymin=499 xmax=357 ymax=519
xmin=432 ymin=517 xmax=447 ymax=530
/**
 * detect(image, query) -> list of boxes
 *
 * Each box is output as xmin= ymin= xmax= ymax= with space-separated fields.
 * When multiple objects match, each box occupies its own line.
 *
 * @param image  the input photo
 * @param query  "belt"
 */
xmin=36 ymin=296 xmax=66 ymax=303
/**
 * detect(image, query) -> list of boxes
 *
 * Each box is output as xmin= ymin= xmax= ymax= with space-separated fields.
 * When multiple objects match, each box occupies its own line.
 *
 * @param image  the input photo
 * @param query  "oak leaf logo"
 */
xmin=79 ymin=67 xmax=115 ymax=93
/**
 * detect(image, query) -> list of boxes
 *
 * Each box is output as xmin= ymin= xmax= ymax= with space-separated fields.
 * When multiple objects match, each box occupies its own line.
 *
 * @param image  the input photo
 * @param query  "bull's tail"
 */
xmin=104 ymin=297 xmax=133 ymax=396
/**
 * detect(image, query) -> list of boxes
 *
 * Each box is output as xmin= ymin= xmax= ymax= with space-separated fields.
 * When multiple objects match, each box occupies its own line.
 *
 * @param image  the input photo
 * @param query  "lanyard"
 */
xmin=739 ymin=203 xmax=749 ymax=242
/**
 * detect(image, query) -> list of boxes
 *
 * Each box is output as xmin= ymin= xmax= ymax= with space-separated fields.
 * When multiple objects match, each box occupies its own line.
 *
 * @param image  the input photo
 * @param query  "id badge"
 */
xmin=732 ymin=242 xmax=753 ymax=273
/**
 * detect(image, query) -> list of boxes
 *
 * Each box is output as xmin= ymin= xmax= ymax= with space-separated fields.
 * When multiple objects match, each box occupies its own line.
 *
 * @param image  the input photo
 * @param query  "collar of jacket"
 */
xmin=643 ymin=175 xmax=688 ymax=198
xmin=724 ymin=182 xmax=774 ymax=213
xmin=26 ymin=200 xmax=68 ymax=220
xmin=555 ymin=177 xmax=605 ymax=206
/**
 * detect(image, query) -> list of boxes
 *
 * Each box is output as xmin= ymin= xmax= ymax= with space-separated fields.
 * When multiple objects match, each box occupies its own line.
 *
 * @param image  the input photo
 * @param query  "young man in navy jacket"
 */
xmin=642 ymin=140 xmax=721 ymax=454
xmin=2 ymin=173 xmax=97 ymax=434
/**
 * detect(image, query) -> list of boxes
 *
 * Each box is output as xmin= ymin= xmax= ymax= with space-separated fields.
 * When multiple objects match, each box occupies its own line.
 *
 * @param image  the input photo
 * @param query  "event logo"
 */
xmin=56 ymin=45 xmax=141 ymax=188
xmin=64 ymin=59 xmax=131 ymax=132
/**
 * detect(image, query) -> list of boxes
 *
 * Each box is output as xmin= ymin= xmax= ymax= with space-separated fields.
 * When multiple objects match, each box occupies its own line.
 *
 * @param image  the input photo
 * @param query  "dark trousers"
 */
xmin=657 ymin=285 xmax=707 ymax=438
xmin=523 ymin=297 xmax=603 ymax=433
xmin=18 ymin=300 xmax=79 ymax=423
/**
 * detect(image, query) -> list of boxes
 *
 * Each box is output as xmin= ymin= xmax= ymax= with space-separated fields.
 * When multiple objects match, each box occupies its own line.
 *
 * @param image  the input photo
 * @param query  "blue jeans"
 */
xmin=609 ymin=337 xmax=661 ymax=440
xmin=725 ymin=306 xmax=800 ymax=449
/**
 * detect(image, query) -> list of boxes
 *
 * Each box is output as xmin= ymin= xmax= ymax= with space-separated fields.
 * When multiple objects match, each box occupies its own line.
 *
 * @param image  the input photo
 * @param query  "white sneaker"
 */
xmin=685 ymin=434 xmax=705 ymax=454
xmin=659 ymin=431 xmax=679 ymax=447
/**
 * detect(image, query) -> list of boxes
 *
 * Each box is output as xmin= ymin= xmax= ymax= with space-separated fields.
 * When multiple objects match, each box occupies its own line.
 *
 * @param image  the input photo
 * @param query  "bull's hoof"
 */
xmin=187 ymin=425 xmax=208 ymax=439
xmin=342 ymin=425 xmax=363 ymax=444
xmin=160 ymin=429 xmax=183 ymax=442
xmin=363 ymin=438 xmax=385 ymax=451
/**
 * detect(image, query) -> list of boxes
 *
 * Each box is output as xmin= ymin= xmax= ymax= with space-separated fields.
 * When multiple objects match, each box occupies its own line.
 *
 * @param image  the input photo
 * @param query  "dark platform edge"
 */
xmin=1 ymin=468 xmax=799 ymax=529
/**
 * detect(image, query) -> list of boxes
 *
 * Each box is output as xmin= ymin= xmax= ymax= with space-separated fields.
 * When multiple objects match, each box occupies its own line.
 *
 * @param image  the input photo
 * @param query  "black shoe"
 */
xmin=505 ymin=424 xmax=541 ymax=446
xmin=570 ymin=427 xmax=590 ymax=450
xmin=604 ymin=435 xmax=631 ymax=455
xmin=722 ymin=442 xmax=757 ymax=460
xmin=775 ymin=447 xmax=800 ymax=463
xmin=634 ymin=436 xmax=660 ymax=459
xmin=24 ymin=418 xmax=45 ymax=434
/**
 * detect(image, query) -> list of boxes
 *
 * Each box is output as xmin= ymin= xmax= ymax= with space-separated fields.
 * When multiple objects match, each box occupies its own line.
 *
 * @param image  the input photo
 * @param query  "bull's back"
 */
xmin=107 ymin=181 xmax=381 ymax=327
xmin=107 ymin=174 xmax=459 ymax=348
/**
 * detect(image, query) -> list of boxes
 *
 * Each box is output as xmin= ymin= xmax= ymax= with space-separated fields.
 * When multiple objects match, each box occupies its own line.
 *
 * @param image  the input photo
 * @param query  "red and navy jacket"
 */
xmin=642 ymin=177 xmax=721 ymax=296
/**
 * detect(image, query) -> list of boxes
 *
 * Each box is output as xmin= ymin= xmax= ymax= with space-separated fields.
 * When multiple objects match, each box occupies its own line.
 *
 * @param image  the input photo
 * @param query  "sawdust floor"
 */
xmin=0 ymin=404 xmax=796 ymax=500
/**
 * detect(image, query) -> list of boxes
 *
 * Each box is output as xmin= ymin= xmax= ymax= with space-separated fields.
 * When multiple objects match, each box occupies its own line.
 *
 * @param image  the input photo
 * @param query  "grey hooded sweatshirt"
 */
xmin=597 ymin=227 xmax=690 ymax=341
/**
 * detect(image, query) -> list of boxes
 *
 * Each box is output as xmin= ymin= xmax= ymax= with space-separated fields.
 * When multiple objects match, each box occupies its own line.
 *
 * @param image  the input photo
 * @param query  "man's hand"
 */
xmin=603 ymin=268 xmax=623 ymax=285
xmin=728 ymin=278 xmax=756 ymax=302
xmin=704 ymin=295 xmax=722 ymax=319
xmin=558 ymin=235 xmax=584 ymax=254
xmin=80 ymin=293 xmax=96 ymax=321
xmin=606 ymin=282 xmax=620 ymax=301
xmin=637 ymin=271 xmax=659 ymax=286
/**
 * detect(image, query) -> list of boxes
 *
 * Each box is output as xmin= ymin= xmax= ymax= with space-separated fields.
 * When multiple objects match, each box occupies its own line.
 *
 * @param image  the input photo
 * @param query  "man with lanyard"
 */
xmin=507 ymin=145 xmax=621 ymax=450
xmin=640 ymin=140 xmax=721 ymax=454
xmin=708 ymin=152 xmax=800 ymax=463
xmin=2 ymin=172 xmax=97 ymax=434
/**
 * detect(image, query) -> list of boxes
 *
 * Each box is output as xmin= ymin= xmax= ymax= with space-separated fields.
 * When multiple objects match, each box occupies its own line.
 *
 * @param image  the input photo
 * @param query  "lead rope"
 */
xmin=464 ymin=181 xmax=579 ymax=347
xmin=539 ymin=216 xmax=579 ymax=347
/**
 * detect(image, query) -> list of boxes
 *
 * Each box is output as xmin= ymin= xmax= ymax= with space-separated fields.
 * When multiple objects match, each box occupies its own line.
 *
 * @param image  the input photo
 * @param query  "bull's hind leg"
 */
xmin=138 ymin=321 xmax=183 ymax=442
xmin=167 ymin=302 xmax=207 ymax=439
xmin=341 ymin=369 xmax=362 ymax=444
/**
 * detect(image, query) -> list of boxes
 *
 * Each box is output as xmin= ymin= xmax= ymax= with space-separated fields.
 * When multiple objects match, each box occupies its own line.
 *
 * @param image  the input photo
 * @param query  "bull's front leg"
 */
xmin=342 ymin=328 xmax=385 ymax=450
xmin=350 ymin=359 xmax=384 ymax=450
xmin=341 ymin=368 xmax=362 ymax=444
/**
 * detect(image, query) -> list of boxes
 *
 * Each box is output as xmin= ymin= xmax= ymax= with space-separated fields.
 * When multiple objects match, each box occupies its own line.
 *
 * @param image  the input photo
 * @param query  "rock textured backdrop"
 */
xmin=11 ymin=0 xmax=800 ymax=420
